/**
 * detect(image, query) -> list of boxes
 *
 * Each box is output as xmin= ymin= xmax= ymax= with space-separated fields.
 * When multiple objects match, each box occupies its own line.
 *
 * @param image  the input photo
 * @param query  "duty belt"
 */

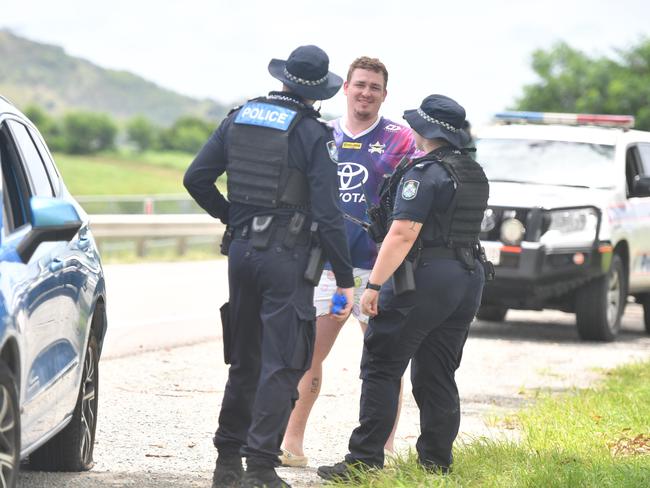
xmin=232 ymin=223 xmax=311 ymax=247
xmin=420 ymin=246 xmax=477 ymax=261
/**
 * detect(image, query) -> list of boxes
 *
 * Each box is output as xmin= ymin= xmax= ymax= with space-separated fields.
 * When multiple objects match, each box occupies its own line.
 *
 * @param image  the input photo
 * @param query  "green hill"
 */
xmin=0 ymin=29 xmax=228 ymax=125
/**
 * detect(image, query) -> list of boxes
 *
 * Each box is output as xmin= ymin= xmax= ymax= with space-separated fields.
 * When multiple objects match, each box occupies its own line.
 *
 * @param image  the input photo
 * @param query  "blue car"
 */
xmin=0 ymin=96 xmax=107 ymax=487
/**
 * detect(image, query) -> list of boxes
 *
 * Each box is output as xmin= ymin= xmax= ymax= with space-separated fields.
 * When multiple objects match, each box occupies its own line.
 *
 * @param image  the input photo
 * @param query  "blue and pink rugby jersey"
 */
xmin=329 ymin=116 xmax=418 ymax=269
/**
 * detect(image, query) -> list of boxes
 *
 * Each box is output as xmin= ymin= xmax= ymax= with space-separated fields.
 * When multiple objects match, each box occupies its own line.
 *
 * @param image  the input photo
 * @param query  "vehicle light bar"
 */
xmin=494 ymin=111 xmax=635 ymax=129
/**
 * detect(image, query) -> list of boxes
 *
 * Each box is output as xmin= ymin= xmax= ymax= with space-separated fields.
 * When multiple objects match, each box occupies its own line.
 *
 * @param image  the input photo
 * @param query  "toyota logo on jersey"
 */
xmin=338 ymin=162 xmax=369 ymax=191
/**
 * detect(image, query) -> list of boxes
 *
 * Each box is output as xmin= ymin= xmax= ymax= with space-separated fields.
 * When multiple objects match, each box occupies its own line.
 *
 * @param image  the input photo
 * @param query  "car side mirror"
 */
xmin=633 ymin=176 xmax=650 ymax=197
xmin=16 ymin=197 xmax=83 ymax=263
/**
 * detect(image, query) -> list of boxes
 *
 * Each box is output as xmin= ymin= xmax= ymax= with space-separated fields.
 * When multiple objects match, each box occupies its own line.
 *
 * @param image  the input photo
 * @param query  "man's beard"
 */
xmin=353 ymin=105 xmax=376 ymax=120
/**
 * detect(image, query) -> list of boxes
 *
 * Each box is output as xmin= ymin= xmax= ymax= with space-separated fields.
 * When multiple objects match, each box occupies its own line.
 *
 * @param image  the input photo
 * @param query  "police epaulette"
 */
xmin=414 ymin=160 xmax=437 ymax=170
xmin=227 ymin=105 xmax=242 ymax=116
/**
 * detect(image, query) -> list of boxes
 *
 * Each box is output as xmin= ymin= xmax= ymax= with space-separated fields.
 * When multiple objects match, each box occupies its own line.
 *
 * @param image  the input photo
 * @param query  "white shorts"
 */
xmin=314 ymin=268 xmax=371 ymax=324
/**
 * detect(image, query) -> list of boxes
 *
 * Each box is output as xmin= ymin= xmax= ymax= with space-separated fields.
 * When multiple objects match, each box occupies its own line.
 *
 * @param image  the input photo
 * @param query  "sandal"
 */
xmin=279 ymin=448 xmax=308 ymax=468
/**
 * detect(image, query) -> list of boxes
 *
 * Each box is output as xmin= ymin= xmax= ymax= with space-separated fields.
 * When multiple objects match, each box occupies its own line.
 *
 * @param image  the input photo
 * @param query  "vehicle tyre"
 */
xmin=575 ymin=254 xmax=626 ymax=341
xmin=29 ymin=335 xmax=99 ymax=471
xmin=642 ymin=299 xmax=650 ymax=335
xmin=476 ymin=305 xmax=508 ymax=322
xmin=0 ymin=361 xmax=20 ymax=488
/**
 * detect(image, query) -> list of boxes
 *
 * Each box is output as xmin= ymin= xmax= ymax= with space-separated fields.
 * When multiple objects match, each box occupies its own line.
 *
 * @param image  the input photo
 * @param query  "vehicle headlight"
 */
xmin=500 ymin=218 xmax=525 ymax=245
xmin=540 ymin=207 xmax=599 ymax=247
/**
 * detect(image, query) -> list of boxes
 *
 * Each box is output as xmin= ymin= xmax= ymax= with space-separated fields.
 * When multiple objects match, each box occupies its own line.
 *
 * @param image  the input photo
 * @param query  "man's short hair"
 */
xmin=346 ymin=57 xmax=388 ymax=89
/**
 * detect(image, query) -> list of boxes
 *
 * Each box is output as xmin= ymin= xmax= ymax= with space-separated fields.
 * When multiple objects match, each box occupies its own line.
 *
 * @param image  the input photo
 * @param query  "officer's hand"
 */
xmin=361 ymin=289 xmax=379 ymax=317
xmin=331 ymin=287 xmax=354 ymax=323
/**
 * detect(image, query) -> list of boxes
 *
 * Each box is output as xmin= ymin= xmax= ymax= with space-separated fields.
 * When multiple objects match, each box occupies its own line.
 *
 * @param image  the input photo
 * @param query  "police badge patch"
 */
xmin=326 ymin=140 xmax=339 ymax=163
xmin=401 ymin=180 xmax=420 ymax=200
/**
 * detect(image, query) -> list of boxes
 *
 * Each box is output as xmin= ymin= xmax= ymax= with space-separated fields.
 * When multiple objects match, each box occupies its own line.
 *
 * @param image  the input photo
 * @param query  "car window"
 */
xmin=2 ymin=187 xmax=8 ymax=238
xmin=7 ymin=120 xmax=54 ymax=197
xmin=625 ymin=145 xmax=642 ymax=197
xmin=637 ymin=143 xmax=650 ymax=175
xmin=29 ymin=127 xmax=61 ymax=196
xmin=476 ymin=138 xmax=616 ymax=189
xmin=0 ymin=122 xmax=31 ymax=232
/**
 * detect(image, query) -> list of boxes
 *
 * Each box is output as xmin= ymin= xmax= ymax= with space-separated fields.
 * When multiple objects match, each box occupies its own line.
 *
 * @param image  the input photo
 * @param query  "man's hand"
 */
xmin=330 ymin=287 xmax=354 ymax=323
xmin=360 ymin=289 xmax=379 ymax=317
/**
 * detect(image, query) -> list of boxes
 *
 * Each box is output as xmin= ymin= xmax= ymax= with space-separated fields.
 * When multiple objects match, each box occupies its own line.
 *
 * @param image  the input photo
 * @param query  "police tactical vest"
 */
xmin=226 ymin=97 xmax=315 ymax=209
xmin=418 ymin=150 xmax=489 ymax=247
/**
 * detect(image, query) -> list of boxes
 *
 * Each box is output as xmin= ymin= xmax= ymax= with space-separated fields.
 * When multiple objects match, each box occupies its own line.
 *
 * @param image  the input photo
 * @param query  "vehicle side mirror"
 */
xmin=633 ymin=176 xmax=650 ymax=197
xmin=16 ymin=197 xmax=82 ymax=263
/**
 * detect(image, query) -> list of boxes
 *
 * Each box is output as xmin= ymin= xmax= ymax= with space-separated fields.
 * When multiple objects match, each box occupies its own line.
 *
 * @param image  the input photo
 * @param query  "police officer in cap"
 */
xmin=318 ymin=94 xmax=489 ymax=480
xmin=184 ymin=45 xmax=354 ymax=488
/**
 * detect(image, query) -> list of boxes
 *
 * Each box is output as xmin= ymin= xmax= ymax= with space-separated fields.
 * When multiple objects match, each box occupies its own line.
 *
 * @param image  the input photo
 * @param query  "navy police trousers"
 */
xmin=214 ymin=237 xmax=315 ymax=467
xmin=346 ymin=257 xmax=485 ymax=469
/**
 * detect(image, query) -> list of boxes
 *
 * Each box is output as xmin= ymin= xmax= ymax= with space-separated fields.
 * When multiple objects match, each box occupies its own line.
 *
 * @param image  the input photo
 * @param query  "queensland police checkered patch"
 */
xmin=401 ymin=180 xmax=419 ymax=200
xmin=327 ymin=140 xmax=339 ymax=163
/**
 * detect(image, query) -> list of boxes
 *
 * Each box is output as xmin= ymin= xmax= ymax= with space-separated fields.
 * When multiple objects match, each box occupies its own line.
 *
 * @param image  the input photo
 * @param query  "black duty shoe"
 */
xmin=240 ymin=466 xmax=291 ymax=488
xmin=317 ymin=460 xmax=368 ymax=482
xmin=212 ymin=456 xmax=244 ymax=488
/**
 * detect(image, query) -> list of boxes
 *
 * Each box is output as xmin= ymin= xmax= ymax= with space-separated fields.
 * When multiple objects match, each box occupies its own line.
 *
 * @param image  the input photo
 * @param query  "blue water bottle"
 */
xmin=331 ymin=292 xmax=348 ymax=314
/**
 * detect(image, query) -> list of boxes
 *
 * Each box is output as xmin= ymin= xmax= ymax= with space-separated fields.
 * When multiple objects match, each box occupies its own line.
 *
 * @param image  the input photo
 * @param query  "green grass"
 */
xmin=54 ymin=151 xmax=191 ymax=195
xmin=111 ymin=149 xmax=197 ymax=171
xmin=331 ymin=361 xmax=650 ymax=487
xmin=53 ymin=149 xmax=229 ymax=196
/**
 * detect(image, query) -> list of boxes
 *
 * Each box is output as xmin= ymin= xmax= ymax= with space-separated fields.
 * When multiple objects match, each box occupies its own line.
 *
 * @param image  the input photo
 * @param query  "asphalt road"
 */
xmin=17 ymin=260 xmax=650 ymax=487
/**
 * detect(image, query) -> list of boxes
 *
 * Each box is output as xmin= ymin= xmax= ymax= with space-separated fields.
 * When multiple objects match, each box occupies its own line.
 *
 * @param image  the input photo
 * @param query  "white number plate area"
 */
xmin=482 ymin=242 xmax=501 ymax=266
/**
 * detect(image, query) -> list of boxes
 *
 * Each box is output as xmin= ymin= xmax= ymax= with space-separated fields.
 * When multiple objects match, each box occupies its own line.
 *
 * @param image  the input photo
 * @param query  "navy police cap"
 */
xmin=268 ymin=45 xmax=343 ymax=101
xmin=403 ymin=94 xmax=471 ymax=148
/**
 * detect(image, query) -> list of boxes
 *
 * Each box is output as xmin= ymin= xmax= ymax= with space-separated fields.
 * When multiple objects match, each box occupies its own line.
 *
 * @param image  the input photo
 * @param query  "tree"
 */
xmin=160 ymin=116 xmax=215 ymax=153
xmin=515 ymin=38 xmax=650 ymax=131
xmin=126 ymin=115 xmax=159 ymax=152
xmin=23 ymin=104 xmax=66 ymax=152
xmin=63 ymin=111 xmax=118 ymax=154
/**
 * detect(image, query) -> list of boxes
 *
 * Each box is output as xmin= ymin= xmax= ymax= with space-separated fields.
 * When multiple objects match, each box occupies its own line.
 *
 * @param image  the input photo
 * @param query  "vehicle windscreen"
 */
xmin=475 ymin=138 xmax=616 ymax=188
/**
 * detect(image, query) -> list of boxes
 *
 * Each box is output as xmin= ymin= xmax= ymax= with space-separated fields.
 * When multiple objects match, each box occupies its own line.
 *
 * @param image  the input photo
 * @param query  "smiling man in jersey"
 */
xmin=280 ymin=57 xmax=418 ymax=467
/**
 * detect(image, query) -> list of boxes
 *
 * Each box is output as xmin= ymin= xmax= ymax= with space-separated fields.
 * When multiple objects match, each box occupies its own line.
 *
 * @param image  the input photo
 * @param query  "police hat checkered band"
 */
xmin=284 ymin=67 xmax=328 ymax=86
xmin=267 ymin=94 xmax=306 ymax=107
xmin=417 ymin=108 xmax=460 ymax=133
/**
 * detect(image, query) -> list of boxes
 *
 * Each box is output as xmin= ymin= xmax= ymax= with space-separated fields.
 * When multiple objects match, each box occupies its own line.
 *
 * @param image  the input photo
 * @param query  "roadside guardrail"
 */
xmin=89 ymin=214 xmax=225 ymax=256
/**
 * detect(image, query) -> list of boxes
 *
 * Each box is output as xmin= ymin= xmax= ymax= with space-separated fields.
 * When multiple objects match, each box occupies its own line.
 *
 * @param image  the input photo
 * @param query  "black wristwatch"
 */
xmin=366 ymin=282 xmax=381 ymax=291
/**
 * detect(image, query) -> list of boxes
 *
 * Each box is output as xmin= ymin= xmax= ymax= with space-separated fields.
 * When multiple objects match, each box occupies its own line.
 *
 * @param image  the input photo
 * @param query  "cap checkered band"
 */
xmin=284 ymin=67 xmax=328 ymax=86
xmin=417 ymin=108 xmax=460 ymax=133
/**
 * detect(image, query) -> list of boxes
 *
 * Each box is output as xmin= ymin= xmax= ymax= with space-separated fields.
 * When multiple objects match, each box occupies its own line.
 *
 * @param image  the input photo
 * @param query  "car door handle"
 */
xmin=49 ymin=258 xmax=64 ymax=273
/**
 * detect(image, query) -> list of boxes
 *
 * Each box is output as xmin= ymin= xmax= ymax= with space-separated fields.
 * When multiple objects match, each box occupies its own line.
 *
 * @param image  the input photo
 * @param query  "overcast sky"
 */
xmin=2 ymin=0 xmax=649 ymax=126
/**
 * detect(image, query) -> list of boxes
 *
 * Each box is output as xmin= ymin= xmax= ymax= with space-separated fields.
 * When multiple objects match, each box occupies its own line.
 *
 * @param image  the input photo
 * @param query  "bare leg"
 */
xmin=360 ymin=320 xmax=403 ymax=453
xmin=281 ymin=314 xmax=346 ymax=456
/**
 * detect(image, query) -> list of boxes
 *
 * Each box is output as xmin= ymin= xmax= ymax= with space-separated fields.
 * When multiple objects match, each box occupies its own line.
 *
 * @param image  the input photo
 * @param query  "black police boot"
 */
xmin=211 ymin=454 xmax=243 ymax=488
xmin=240 ymin=465 xmax=291 ymax=488
xmin=317 ymin=460 xmax=369 ymax=482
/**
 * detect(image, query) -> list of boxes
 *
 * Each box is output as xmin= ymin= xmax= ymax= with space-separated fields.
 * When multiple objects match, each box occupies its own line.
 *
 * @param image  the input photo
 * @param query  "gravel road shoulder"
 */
xmin=19 ymin=306 xmax=650 ymax=487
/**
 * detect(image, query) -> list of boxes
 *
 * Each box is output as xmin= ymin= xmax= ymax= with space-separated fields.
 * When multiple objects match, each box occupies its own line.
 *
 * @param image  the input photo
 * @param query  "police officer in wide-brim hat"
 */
xmin=318 ymin=94 xmax=489 ymax=481
xmin=184 ymin=45 xmax=354 ymax=488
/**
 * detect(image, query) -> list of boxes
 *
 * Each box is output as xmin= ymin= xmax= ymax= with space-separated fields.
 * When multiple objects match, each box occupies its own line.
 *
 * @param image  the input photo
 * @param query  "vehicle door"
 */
xmin=0 ymin=118 xmax=81 ymax=449
xmin=624 ymin=142 xmax=650 ymax=290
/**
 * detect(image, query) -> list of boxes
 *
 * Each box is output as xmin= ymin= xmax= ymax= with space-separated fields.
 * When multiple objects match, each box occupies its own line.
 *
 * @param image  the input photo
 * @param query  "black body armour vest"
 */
xmin=226 ymin=97 xmax=317 ymax=209
xmin=418 ymin=150 xmax=489 ymax=248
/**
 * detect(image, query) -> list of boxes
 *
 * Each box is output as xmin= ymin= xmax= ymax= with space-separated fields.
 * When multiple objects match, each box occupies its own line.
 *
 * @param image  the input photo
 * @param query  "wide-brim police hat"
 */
xmin=403 ymin=94 xmax=471 ymax=148
xmin=268 ymin=45 xmax=343 ymax=101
